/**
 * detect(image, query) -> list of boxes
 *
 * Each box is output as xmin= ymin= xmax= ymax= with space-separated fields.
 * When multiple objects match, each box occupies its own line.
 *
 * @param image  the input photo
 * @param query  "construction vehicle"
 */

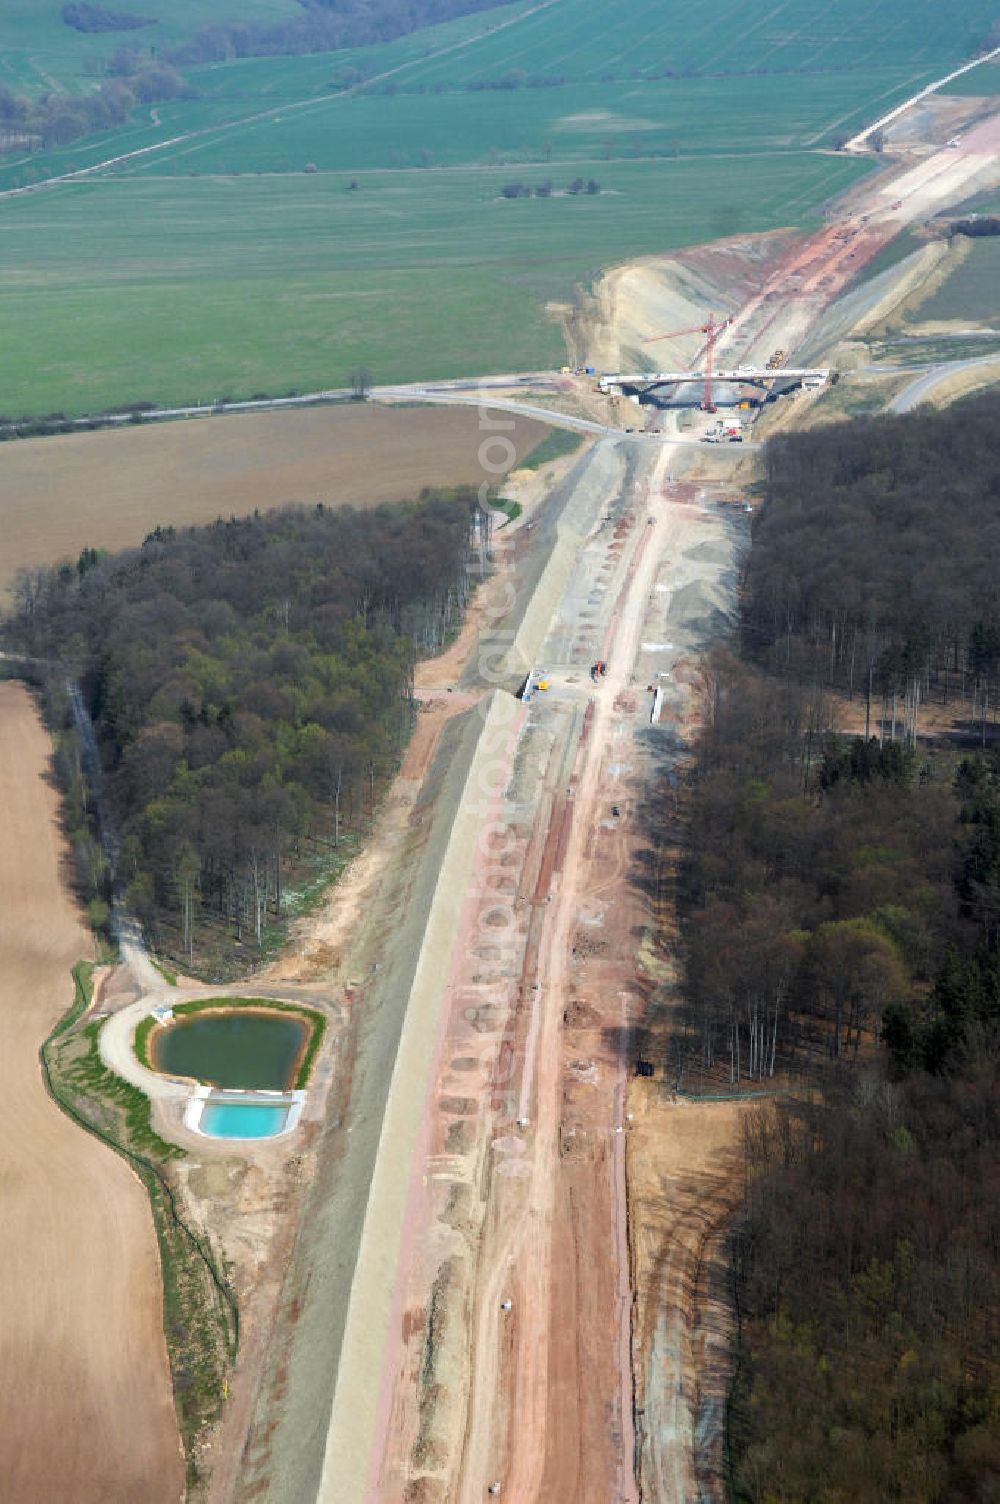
xmin=704 ymin=416 xmax=744 ymax=443
xmin=766 ymin=349 xmax=786 ymax=370
xmin=643 ymin=311 xmax=733 ymax=413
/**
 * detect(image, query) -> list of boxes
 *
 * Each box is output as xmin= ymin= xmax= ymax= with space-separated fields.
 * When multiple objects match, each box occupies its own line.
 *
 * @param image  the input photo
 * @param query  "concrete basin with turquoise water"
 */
xmin=142 ymin=1000 xmax=322 ymax=1141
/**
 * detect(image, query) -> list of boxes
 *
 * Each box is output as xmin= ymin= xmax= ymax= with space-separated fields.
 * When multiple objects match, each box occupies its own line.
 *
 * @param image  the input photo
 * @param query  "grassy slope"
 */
xmin=1 ymin=0 xmax=997 ymax=413
xmin=911 ymin=238 xmax=1000 ymax=323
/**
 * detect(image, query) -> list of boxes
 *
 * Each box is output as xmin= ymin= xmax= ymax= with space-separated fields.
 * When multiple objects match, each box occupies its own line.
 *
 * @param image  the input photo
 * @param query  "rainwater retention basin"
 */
xmin=142 ymin=999 xmax=325 ymax=1141
xmin=199 ymin=1102 xmax=290 ymax=1139
xmin=151 ymin=1007 xmax=309 ymax=1091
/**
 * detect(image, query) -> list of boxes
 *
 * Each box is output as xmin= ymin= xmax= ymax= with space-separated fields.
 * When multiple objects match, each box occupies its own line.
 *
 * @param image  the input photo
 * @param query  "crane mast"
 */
xmin=643 ymin=312 xmax=733 ymax=412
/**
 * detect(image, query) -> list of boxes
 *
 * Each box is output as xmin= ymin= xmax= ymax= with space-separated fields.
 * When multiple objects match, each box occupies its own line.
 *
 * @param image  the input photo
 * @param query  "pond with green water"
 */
xmin=152 ymin=1009 xmax=308 ymax=1091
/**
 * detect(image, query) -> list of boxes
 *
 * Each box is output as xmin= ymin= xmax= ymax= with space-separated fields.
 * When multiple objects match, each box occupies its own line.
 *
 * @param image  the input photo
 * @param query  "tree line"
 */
xmin=650 ymin=391 xmax=1000 ymax=1497
xmin=953 ymin=216 xmax=1000 ymax=238
xmin=62 ymin=3 xmax=153 ymax=33
xmin=500 ymin=177 xmax=600 ymax=199
xmin=0 ymin=56 xmax=189 ymax=153
xmin=0 ymin=0 xmax=505 ymax=158
xmin=160 ymin=0 xmax=504 ymax=67
xmin=5 ymin=492 xmax=487 ymax=969
xmin=745 ymin=393 xmax=1000 ymax=746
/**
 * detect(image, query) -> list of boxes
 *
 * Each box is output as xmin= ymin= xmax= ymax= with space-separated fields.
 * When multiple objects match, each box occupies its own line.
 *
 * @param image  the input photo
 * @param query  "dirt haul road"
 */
xmin=223 ymin=104 xmax=1000 ymax=1504
xmin=286 ymin=429 xmax=747 ymax=1504
xmin=306 ymin=111 xmax=1000 ymax=1504
xmin=447 ymin=449 xmax=683 ymax=1504
xmin=593 ymin=108 xmax=1000 ymax=389
xmin=0 ymin=682 xmax=182 ymax=1504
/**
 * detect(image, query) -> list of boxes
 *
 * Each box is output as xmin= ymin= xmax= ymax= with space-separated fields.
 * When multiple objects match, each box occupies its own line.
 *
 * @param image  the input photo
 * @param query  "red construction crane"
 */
xmin=644 ymin=312 xmax=733 ymax=413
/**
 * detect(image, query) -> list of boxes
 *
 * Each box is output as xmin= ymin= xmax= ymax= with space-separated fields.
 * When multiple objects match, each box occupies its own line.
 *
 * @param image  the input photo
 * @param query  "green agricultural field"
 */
xmin=104 ymin=71 xmax=929 ymax=178
xmin=0 ymin=0 xmax=302 ymax=92
xmin=911 ymin=238 xmax=1000 ymax=324
xmin=397 ymin=0 xmax=996 ymax=84
xmin=940 ymin=60 xmax=1000 ymax=95
xmin=0 ymin=153 xmax=869 ymax=413
xmin=0 ymin=0 xmax=996 ymax=413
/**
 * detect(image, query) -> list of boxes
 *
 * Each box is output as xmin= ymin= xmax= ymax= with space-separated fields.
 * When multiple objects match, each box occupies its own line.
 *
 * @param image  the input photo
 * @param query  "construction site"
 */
xmin=103 ymin=79 xmax=981 ymax=1504
xmin=4 ymin=44 xmax=1000 ymax=1504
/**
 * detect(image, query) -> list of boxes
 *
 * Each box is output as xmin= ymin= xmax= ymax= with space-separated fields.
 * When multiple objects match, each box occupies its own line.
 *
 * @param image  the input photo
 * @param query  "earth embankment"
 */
xmin=232 ymin=689 xmax=521 ymax=1503
xmin=0 ymin=680 xmax=182 ymax=1504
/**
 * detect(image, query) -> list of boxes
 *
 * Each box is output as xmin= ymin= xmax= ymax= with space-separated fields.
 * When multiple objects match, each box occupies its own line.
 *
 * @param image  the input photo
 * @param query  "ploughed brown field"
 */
xmin=0 ymin=403 xmax=548 ymax=594
xmin=0 ymin=681 xmax=182 ymax=1503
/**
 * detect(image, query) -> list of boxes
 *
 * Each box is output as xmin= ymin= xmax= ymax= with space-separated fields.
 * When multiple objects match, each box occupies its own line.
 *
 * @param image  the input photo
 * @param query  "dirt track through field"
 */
xmin=0 ymin=682 xmax=182 ymax=1504
xmin=0 ymin=404 xmax=547 ymax=595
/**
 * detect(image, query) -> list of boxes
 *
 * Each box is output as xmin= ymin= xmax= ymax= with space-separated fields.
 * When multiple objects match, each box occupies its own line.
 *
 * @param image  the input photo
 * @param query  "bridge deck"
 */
xmin=603 ymin=368 xmax=830 ymax=385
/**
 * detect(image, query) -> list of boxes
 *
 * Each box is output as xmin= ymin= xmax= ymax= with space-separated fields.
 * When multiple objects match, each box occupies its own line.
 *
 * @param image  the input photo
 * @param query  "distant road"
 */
xmin=888 ymin=355 xmax=1000 ymax=412
xmin=39 ymin=375 xmax=763 ymax=451
xmin=374 ymin=384 xmax=616 ymax=438
xmin=0 ymin=0 xmax=563 ymax=201
xmin=844 ymin=43 xmax=1000 ymax=152
xmin=374 ymin=383 xmax=764 ymax=449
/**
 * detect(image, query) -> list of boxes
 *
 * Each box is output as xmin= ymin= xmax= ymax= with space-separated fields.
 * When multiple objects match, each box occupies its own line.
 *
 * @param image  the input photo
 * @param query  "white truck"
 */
xmin=703 ymin=416 xmax=744 ymax=443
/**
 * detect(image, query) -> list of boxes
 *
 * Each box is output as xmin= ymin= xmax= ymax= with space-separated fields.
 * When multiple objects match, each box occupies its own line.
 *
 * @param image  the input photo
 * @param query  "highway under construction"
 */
xmin=189 ymin=80 xmax=1000 ymax=1504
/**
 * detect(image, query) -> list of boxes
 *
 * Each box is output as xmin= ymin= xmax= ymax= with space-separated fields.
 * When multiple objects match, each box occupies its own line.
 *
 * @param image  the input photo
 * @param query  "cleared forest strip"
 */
xmin=316 ymin=688 xmax=524 ymax=1502
xmin=509 ymin=438 xmax=630 ymax=680
xmin=233 ymin=690 xmax=523 ymax=1503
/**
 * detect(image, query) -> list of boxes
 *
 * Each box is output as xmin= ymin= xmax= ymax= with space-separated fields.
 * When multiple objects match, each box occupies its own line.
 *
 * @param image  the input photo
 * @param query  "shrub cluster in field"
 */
xmin=953 ymin=215 xmax=1000 ymax=237
xmin=62 ymin=3 xmax=153 ymax=34
xmin=500 ymin=177 xmax=600 ymax=199
xmin=1 ymin=1 xmax=507 ymax=155
xmin=0 ymin=57 xmax=190 ymax=151
xmin=163 ymin=0 xmax=503 ymax=67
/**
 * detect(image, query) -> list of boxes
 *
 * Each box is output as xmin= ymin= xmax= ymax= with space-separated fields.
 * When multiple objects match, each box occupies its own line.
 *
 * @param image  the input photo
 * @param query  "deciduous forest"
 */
xmin=660 ymin=393 xmax=1000 ymax=1499
xmin=746 ymin=393 xmax=1000 ymax=744
xmin=163 ymin=0 xmax=505 ymax=65
xmin=5 ymin=491 xmax=484 ymax=969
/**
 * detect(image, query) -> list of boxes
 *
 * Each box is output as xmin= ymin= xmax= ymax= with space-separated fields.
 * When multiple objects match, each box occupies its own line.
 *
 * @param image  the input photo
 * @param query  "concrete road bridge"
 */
xmin=600 ymin=367 xmax=833 ymax=396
